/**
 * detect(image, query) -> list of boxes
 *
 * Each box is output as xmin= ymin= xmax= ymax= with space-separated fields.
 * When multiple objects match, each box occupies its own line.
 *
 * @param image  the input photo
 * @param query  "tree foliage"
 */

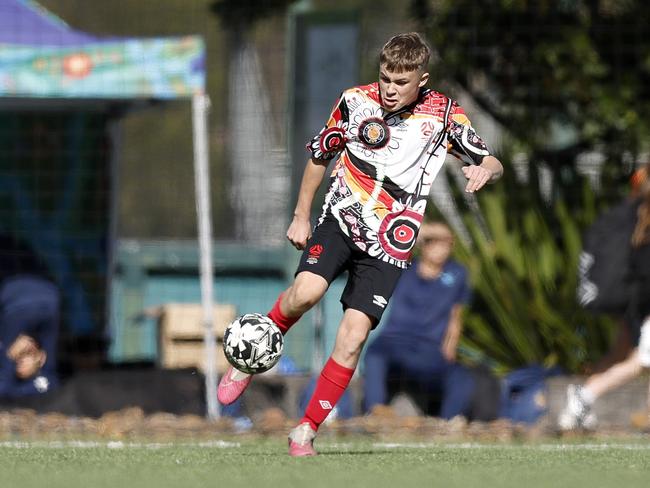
xmin=412 ymin=1 xmax=650 ymax=371
xmin=417 ymin=0 xmax=650 ymax=190
xmin=452 ymin=171 xmax=616 ymax=373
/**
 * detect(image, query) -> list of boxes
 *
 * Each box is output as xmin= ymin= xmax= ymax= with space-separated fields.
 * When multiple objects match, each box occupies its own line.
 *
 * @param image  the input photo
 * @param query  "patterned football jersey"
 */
xmin=307 ymin=82 xmax=491 ymax=268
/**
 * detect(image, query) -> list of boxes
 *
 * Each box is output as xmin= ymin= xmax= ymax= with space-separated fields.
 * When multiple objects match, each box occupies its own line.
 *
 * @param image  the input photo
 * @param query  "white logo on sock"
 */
xmin=319 ymin=400 xmax=333 ymax=410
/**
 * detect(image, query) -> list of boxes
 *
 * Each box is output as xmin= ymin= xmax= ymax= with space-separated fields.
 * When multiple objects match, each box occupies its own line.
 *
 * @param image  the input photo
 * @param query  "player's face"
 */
xmin=378 ymin=65 xmax=429 ymax=112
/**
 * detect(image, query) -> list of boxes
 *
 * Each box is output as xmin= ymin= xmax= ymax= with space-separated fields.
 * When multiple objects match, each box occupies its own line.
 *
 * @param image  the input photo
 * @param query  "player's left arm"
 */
xmin=447 ymin=104 xmax=503 ymax=193
xmin=463 ymin=155 xmax=503 ymax=193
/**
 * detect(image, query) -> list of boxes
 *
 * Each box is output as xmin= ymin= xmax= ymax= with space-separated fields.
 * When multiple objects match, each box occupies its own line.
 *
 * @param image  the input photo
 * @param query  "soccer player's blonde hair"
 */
xmin=379 ymin=32 xmax=431 ymax=73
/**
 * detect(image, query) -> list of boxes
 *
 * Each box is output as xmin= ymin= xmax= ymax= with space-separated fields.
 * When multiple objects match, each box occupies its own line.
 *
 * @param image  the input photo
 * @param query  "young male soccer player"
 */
xmin=218 ymin=32 xmax=503 ymax=456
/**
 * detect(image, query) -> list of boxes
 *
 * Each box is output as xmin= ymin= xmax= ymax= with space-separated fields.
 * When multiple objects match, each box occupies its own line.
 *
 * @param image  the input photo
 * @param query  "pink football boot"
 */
xmin=217 ymin=366 xmax=252 ymax=405
xmin=288 ymin=422 xmax=317 ymax=457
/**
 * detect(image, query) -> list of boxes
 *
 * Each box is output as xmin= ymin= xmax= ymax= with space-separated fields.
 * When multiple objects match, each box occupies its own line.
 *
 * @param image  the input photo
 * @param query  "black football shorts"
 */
xmin=295 ymin=214 xmax=404 ymax=325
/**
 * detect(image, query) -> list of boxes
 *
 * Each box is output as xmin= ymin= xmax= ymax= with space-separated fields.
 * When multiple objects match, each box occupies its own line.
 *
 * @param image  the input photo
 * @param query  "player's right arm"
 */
xmin=286 ymin=157 xmax=330 ymax=250
xmin=288 ymin=93 xmax=349 ymax=250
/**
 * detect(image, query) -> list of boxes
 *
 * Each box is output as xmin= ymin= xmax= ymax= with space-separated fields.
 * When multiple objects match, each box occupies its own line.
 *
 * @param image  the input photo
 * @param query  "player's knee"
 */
xmin=285 ymin=282 xmax=321 ymax=313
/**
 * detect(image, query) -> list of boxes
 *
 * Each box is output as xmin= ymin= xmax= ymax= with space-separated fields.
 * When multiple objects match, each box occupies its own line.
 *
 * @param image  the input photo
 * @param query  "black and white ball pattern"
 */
xmin=223 ymin=313 xmax=283 ymax=374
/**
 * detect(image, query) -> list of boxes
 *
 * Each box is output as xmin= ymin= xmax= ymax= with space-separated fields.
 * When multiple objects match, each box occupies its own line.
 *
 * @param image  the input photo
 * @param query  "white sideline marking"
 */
xmin=1 ymin=440 xmax=649 ymax=451
xmin=320 ymin=442 xmax=650 ymax=451
xmin=0 ymin=440 xmax=240 ymax=449
xmin=371 ymin=442 xmax=650 ymax=451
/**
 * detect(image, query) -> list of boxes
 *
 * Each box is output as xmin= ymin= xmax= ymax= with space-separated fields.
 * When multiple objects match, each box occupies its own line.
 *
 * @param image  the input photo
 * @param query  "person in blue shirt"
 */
xmin=0 ymin=234 xmax=60 ymax=398
xmin=362 ymin=221 xmax=475 ymax=418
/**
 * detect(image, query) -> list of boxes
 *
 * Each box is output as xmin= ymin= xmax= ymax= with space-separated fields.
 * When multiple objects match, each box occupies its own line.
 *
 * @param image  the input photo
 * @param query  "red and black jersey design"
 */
xmin=308 ymin=97 xmax=349 ymax=160
xmin=307 ymin=83 xmax=491 ymax=268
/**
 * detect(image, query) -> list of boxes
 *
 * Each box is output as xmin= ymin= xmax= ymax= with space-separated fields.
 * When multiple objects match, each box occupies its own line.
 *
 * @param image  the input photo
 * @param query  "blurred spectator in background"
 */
xmin=362 ymin=221 xmax=475 ymax=419
xmin=559 ymin=162 xmax=650 ymax=430
xmin=0 ymin=234 xmax=60 ymax=398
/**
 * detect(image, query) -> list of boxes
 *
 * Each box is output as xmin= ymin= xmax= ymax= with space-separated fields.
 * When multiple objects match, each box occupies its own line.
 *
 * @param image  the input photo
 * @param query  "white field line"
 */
xmin=371 ymin=442 xmax=650 ymax=451
xmin=0 ymin=440 xmax=649 ymax=451
xmin=0 ymin=440 xmax=240 ymax=449
xmin=316 ymin=442 xmax=650 ymax=451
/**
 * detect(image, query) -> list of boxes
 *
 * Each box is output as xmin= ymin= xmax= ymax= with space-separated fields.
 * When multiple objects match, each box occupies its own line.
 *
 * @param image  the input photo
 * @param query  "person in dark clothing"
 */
xmin=559 ymin=163 xmax=650 ymax=430
xmin=0 ymin=234 xmax=60 ymax=397
xmin=362 ymin=221 xmax=475 ymax=418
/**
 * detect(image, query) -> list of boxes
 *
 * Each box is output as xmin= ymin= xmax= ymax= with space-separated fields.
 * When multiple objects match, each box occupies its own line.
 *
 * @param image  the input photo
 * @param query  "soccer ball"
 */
xmin=223 ymin=313 xmax=283 ymax=374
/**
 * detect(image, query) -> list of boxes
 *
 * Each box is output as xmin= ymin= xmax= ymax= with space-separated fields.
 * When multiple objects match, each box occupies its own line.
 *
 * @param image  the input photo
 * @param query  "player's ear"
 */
xmin=418 ymin=71 xmax=429 ymax=87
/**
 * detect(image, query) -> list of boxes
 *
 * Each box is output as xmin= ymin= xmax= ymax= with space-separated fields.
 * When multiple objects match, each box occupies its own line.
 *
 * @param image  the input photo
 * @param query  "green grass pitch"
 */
xmin=2 ymin=439 xmax=650 ymax=488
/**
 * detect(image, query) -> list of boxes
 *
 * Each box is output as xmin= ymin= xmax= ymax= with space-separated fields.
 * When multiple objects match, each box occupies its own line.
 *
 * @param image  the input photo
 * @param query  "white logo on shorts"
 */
xmin=372 ymin=295 xmax=387 ymax=308
xmin=319 ymin=400 xmax=333 ymax=410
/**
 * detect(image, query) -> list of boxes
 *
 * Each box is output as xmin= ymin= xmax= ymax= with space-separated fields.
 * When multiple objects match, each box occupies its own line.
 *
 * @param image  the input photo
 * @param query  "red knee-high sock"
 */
xmin=267 ymin=293 xmax=299 ymax=335
xmin=301 ymin=357 xmax=355 ymax=431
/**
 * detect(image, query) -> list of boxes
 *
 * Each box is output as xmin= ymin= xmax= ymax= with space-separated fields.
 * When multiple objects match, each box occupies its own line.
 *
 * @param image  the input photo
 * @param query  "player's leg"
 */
xmin=289 ymin=308 xmax=372 ymax=456
xmin=217 ymin=272 xmax=329 ymax=405
xmin=219 ymin=216 xmax=350 ymax=406
xmin=559 ymin=314 xmax=650 ymax=430
xmin=267 ymin=271 xmax=329 ymax=334
xmin=584 ymin=348 xmax=643 ymax=397
xmin=289 ymin=252 xmax=403 ymax=456
xmin=559 ymin=349 xmax=643 ymax=430
xmin=268 ymin=213 xmax=352 ymax=335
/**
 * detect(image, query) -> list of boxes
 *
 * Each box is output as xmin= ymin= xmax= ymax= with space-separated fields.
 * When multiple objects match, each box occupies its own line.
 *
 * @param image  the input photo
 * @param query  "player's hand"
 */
xmin=286 ymin=216 xmax=312 ymax=250
xmin=461 ymin=164 xmax=492 ymax=193
xmin=15 ymin=350 xmax=46 ymax=379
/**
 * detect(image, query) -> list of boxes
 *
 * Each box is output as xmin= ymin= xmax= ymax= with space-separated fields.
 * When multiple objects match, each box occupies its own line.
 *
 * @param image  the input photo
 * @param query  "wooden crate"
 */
xmin=157 ymin=303 xmax=237 ymax=374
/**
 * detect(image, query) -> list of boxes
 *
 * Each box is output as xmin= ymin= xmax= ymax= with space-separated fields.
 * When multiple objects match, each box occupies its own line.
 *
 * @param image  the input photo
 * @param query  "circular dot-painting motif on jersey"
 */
xmin=358 ymin=117 xmax=390 ymax=149
xmin=378 ymin=209 xmax=423 ymax=261
xmin=319 ymin=127 xmax=346 ymax=154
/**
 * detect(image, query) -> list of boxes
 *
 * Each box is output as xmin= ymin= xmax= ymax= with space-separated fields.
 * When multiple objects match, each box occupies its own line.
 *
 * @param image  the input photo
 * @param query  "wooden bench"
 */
xmin=152 ymin=303 xmax=237 ymax=374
